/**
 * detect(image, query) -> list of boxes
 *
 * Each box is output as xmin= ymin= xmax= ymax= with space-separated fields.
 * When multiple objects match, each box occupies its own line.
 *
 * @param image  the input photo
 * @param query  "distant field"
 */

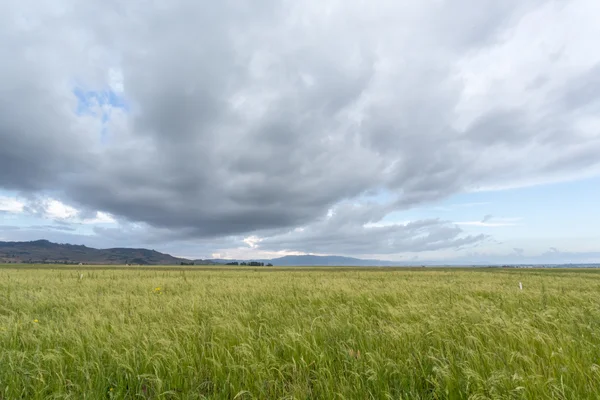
xmin=1 ymin=266 xmax=600 ymax=399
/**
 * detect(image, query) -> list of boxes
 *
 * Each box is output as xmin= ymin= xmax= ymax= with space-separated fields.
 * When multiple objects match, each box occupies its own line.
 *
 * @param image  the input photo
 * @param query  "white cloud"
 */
xmin=16 ymin=197 xmax=117 ymax=225
xmin=242 ymin=235 xmax=262 ymax=248
xmin=45 ymin=199 xmax=79 ymax=220
xmin=108 ymin=68 xmax=124 ymax=93
xmin=82 ymin=211 xmax=116 ymax=224
xmin=210 ymin=248 xmax=310 ymax=260
xmin=454 ymin=0 xmax=600 ymax=130
xmin=0 ymin=196 xmax=24 ymax=213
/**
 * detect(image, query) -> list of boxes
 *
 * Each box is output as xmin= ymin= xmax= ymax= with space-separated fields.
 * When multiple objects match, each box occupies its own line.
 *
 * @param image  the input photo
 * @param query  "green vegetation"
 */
xmin=1 ymin=266 xmax=600 ymax=399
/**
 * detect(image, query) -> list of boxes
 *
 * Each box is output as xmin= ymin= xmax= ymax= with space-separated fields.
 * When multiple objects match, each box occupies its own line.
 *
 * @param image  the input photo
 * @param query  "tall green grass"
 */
xmin=1 ymin=266 xmax=600 ymax=399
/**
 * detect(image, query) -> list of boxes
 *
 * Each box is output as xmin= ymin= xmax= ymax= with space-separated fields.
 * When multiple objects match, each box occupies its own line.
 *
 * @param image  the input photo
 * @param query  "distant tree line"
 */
xmin=225 ymin=261 xmax=273 ymax=266
xmin=5 ymin=260 xmax=85 ymax=265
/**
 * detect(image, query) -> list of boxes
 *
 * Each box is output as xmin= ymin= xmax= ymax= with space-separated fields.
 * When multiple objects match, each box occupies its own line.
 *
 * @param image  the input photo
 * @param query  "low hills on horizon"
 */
xmin=0 ymin=239 xmax=403 ymax=266
xmin=1 ymin=239 xmax=598 ymax=267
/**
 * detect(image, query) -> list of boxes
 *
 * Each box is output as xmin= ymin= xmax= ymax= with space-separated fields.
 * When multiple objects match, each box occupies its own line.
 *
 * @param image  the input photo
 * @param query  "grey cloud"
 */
xmin=1 ymin=0 xmax=600 ymax=255
xmin=259 ymin=221 xmax=487 ymax=255
xmin=259 ymin=202 xmax=487 ymax=255
xmin=561 ymin=64 xmax=600 ymax=111
xmin=526 ymin=75 xmax=549 ymax=91
xmin=464 ymin=109 xmax=532 ymax=146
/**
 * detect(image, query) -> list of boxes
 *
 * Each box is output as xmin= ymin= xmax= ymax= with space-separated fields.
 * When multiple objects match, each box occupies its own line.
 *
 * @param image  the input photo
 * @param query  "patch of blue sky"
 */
xmin=427 ymin=176 xmax=600 ymax=253
xmin=0 ymin=189 xmax=20 ymax=198
xmin=364 ymin=175 xmax=600 ymax=246
xmin=73 ymin=87 xmax=129 ymax=142
xmin=73 ymin=87 xmax=128 ymax=116
xmin=0 ymin=211 xmax=96 ymax=236
xmin=452 ymin=176 xmax=599 ymax=225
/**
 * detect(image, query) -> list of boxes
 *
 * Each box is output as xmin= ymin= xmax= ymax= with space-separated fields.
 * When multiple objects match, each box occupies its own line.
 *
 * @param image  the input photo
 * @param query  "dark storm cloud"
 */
xmin=0 ymin=65 xmax=88 ymax=191
xmin=1 ymin=0 xmax=600 ymax=254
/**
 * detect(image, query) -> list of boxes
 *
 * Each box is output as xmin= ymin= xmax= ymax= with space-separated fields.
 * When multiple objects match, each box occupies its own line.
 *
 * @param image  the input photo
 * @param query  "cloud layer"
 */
xmin=2 ymin=0 xmax=600 ymax=256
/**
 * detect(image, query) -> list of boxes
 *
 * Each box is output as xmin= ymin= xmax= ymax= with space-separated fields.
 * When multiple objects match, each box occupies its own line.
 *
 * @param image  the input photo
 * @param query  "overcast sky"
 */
xmin=1 ymin=0 xmax=600 ymax=263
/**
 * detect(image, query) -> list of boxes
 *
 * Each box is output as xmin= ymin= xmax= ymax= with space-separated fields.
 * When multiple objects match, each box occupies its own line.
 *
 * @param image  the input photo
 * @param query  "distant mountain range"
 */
xmin=0 ymin=240 xmax=405 ymax=266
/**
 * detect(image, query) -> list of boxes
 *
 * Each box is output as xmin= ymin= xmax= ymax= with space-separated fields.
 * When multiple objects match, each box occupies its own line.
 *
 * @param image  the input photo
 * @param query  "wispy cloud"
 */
xmin=430 ymin=202 xmax=491 ymax=212
xmin=456 ymin=216 xmax=522 ymax=227
xmin=363 ymin=221 xmax=411 ymax=228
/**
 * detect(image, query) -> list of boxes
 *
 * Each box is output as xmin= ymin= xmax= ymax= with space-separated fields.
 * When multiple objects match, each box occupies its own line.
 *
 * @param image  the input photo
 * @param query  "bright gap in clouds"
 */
xmin=0 ymin=196 xmax=24 ymax=213
xmin=0 ymin=194 xmax=116 ymax=226
xmin=46 ymin=199 xmax=78 ymax=220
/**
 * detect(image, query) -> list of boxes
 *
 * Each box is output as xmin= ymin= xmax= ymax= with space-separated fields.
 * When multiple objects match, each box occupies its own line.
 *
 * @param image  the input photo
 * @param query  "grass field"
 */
xmin=1 ymin=265 xmax=600 ymax=399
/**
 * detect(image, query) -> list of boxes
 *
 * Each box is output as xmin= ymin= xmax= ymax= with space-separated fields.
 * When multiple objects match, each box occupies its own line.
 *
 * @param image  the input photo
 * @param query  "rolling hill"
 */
xmin=0 ymin=240 xmax=186 ymax=265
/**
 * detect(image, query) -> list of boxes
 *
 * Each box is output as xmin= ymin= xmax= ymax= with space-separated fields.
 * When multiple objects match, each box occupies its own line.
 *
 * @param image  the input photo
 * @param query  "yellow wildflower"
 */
xmin=33 ymin=319 xmax=39 ymax=323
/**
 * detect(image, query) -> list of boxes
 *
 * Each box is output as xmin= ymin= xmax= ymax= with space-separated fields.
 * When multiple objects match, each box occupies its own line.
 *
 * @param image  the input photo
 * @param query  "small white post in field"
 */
xmin=79 ymin=273 xmax=84 ymax=280
xmin=519 ymin=282 xmax=523 ymax=290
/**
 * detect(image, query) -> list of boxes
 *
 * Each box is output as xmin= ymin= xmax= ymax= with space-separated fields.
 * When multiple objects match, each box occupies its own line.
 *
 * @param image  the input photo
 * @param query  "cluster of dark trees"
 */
xmin=225 ymin=261 xmax=273 ymax=266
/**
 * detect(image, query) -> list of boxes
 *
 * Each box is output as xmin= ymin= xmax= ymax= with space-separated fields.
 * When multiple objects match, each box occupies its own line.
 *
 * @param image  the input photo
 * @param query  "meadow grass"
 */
xmin=1 ymin=266 xmax=600 ymax=399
